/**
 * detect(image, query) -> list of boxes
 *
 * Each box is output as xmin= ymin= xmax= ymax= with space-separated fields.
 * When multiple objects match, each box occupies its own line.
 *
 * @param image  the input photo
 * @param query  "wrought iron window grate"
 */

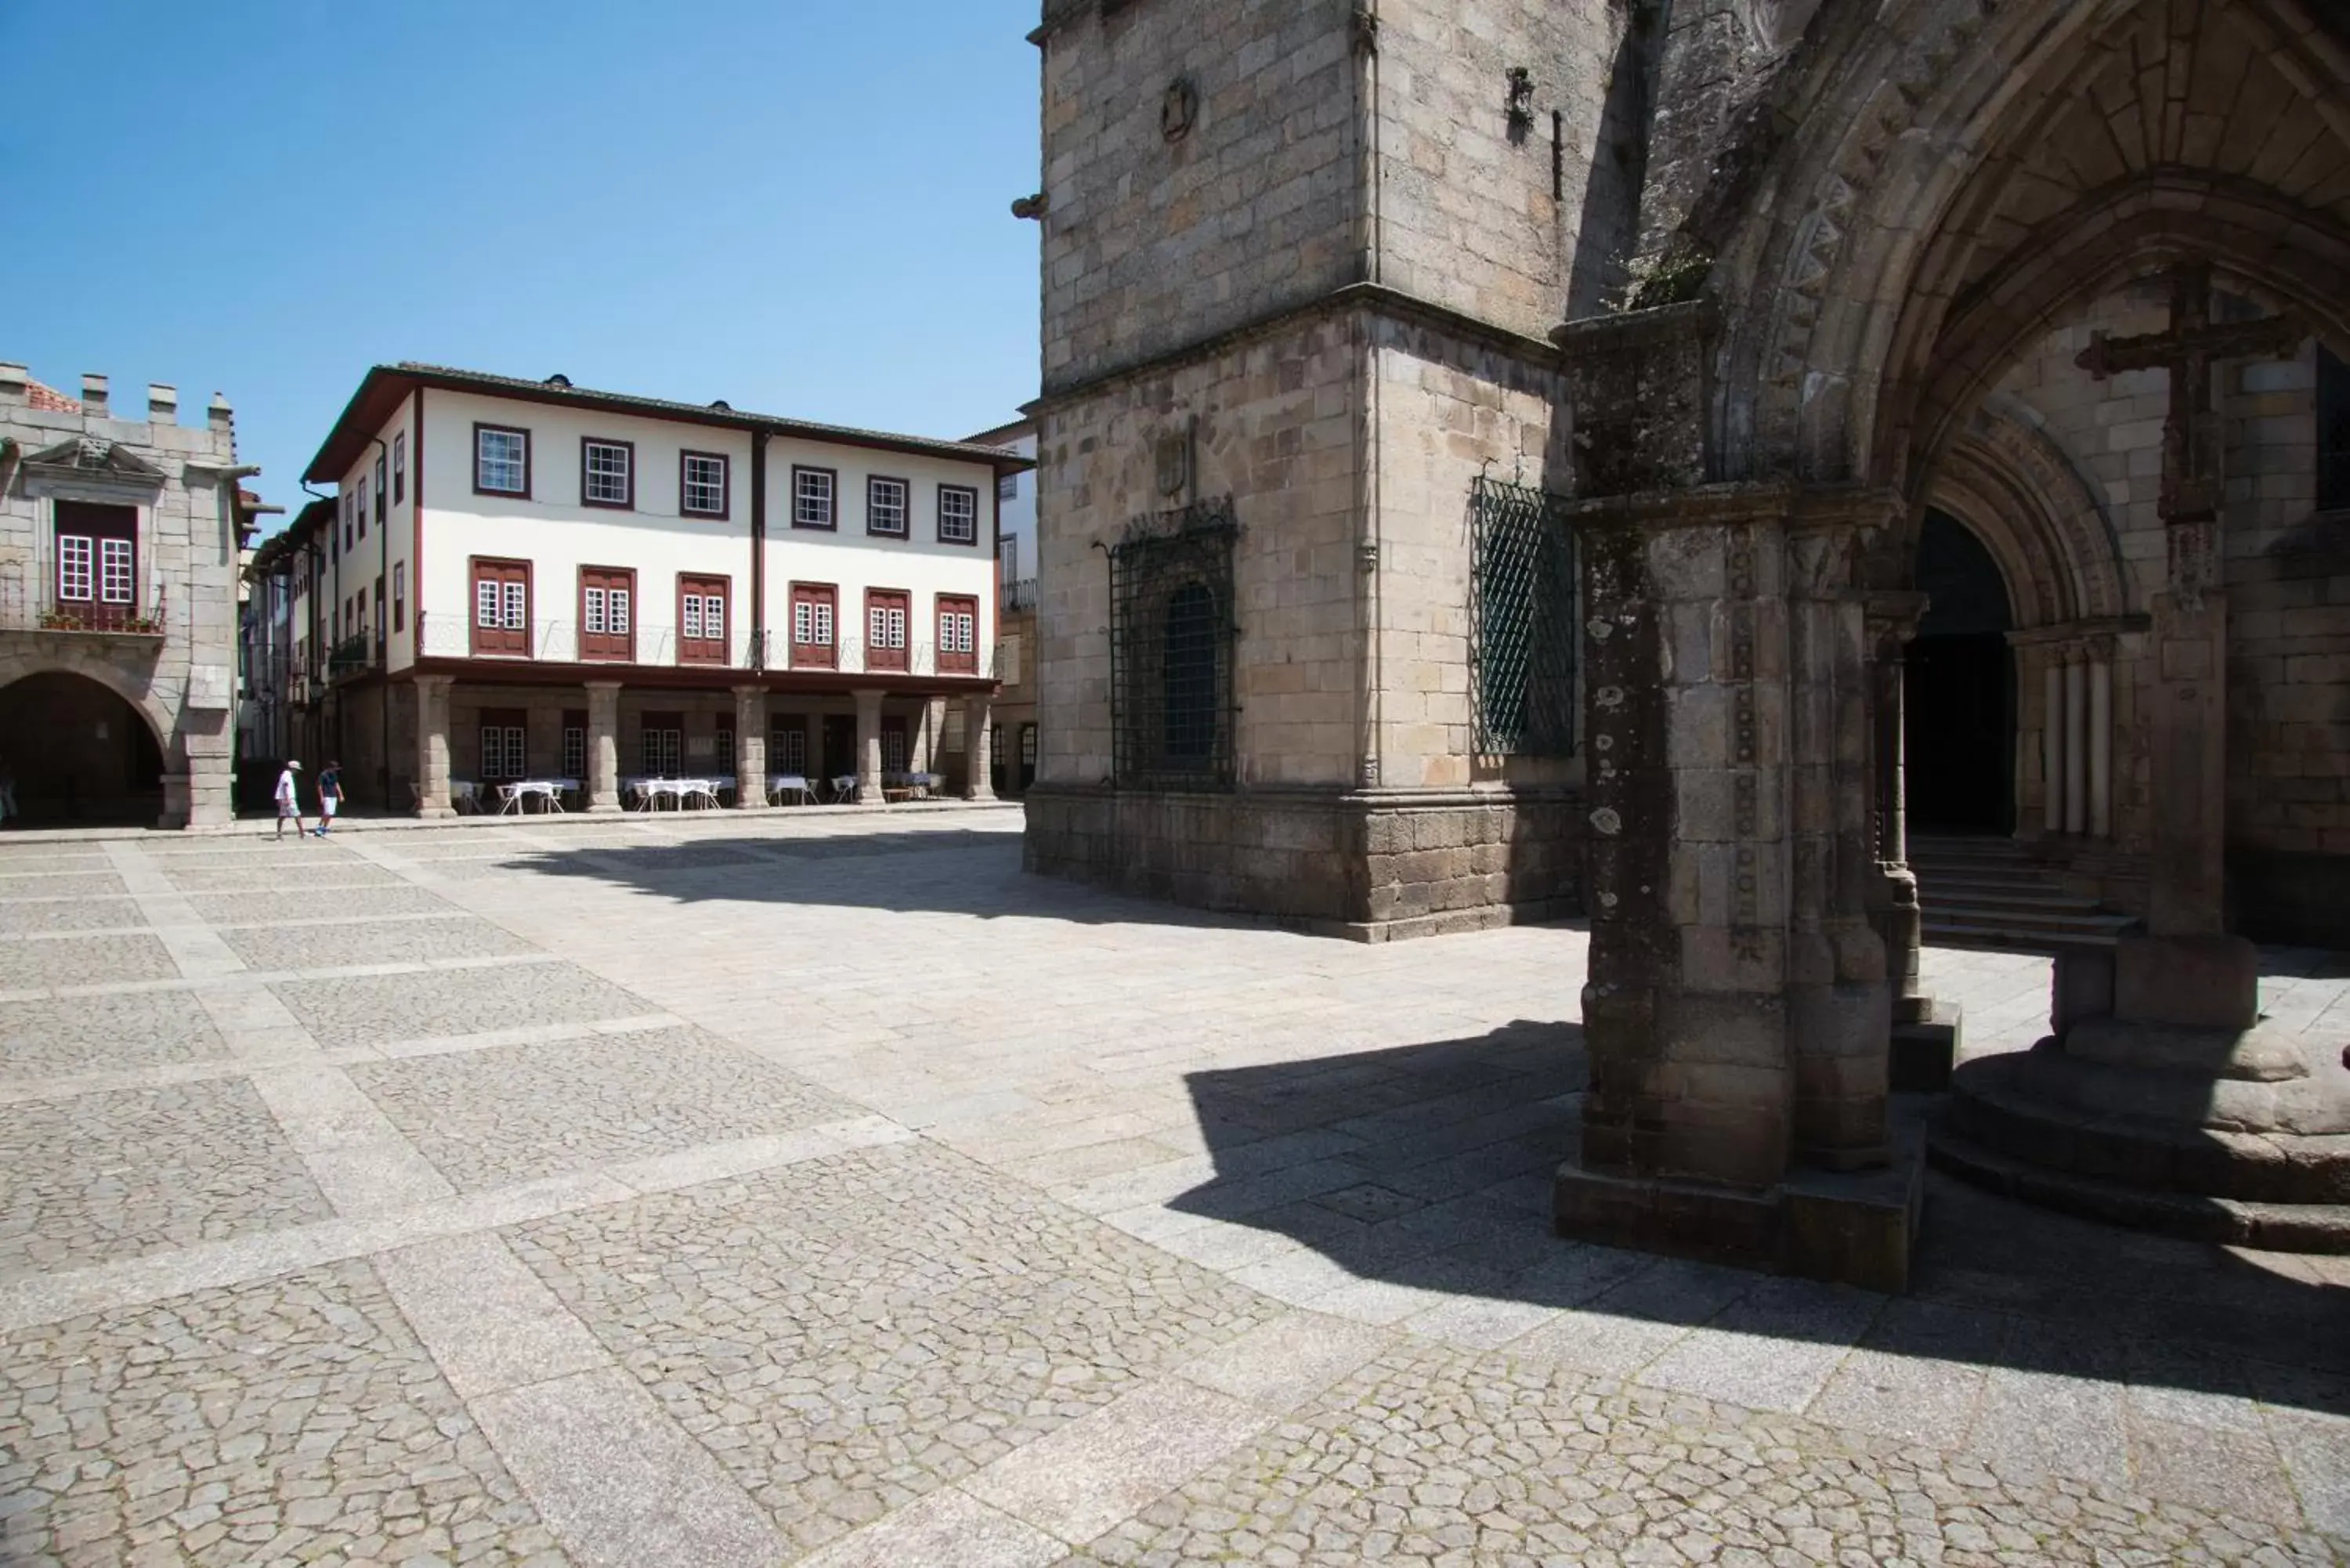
xmin=1470 ymin=475 xmax=1579 ymax=757
xmin=1110 ymin=498 xmax=1238 ymax=789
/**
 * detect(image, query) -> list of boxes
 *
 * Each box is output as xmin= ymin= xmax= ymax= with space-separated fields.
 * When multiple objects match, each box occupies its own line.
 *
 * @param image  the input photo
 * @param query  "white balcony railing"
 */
xmin=414 ymin=614 xmax=989 ymax=678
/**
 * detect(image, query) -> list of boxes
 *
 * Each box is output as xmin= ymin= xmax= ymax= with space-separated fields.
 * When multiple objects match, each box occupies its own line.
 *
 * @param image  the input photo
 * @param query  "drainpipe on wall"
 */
xmin=1353 ymin=0 xmax=1384 ymax=789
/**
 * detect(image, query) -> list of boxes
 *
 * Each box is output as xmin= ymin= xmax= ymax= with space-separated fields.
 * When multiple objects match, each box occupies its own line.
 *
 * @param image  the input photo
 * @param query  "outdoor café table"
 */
xmin=629 ymin=777 xmax=725 ymax=811
xmin=449 ymin=779 xmax=485 ymax=815
xmin=830 ymin=775 xmax=860 ymax=803
xmin=881 ymin=771 xmax=938 ymax=802
xmin=497 ymin=779 xmax=576 ymax=815
xmin=768 ymin=774 xmax=816 ymax=805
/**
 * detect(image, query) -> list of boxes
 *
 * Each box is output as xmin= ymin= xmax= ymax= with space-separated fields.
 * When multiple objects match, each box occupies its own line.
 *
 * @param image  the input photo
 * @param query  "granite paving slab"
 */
xmin=506 ymin=1139 xmax=1282 ymax=1559
xmin=191 ymin=883 xmax=459 ymax=923
xmin=0 ymin=895 xmax=144 ymax=935
xmin=0 ymin=989 xmax=233 ymax=1080
xmin=0 ymin=873 xmax=128 ymax=900
xmin=0 ymin=1258 xmax=559 ymax=1565
xmin=269 ymin=960 xmax=645 ymax=1050
xmin=349 ymin=1027 xmax=856 ymax=1191
xmin=0 ymin=931 xmax=178 ymax=989
xmin=162 ymin=863 xmax=402 ymax=892
xmin=218 ymin=916 xmax=537 ymax=970
xmin=0 ymin=1078 xmax=332 ymax=1275
xmin=1058 ymin=1341 xmax=2340 ymax=1566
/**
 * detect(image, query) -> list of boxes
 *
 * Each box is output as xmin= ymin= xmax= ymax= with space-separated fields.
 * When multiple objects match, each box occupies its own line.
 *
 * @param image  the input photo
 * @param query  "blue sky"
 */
xmin=0 ymin=2 xmax=1040 ymax=532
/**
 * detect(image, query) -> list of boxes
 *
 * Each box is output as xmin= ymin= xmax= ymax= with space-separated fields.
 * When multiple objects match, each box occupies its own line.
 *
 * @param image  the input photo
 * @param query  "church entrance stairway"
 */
xmin=1911 ymin=833 xmax=2137 ymax=954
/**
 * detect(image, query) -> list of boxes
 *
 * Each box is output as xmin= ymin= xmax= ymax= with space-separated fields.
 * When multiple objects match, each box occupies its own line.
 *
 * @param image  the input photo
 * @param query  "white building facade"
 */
xmin=272 ymin=363 xmax=1027 ymax=814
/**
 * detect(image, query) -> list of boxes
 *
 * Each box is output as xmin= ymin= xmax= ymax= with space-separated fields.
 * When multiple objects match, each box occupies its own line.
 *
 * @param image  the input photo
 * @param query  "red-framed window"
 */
xmin=579 ymin=566 xmax=635 ymax=662
xmin=54 ymin=501 xmax=137 ymax=612
xmin=470 ymin=557 xmax=530 ymax=656
xmin=580 ymin=437 xmax=634 ymax=509
xmin=392 ymin=562 xmax=407 ymax=634
xmin=936 ymin=594 xmax=978 ymax=674
xmin=790 ymin=583 xmax=837 ymax=669
xmin=479 ymin=708 xmax=528 ymax=782
xmin=791 ymin=465 xmax=837 ymax=530
xmin=680 ymin=450 xmax=730 ymax=518
xmin=679 ymin=574 xmax=730 ymax=665
xmin=865 ymin=588 xmax=909 ymax=672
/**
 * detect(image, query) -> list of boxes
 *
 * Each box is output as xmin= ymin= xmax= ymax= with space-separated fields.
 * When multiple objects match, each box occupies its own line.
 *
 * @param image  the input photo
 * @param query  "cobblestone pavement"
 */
xmin=0 ymin=810 xmax=2341 ymax=1567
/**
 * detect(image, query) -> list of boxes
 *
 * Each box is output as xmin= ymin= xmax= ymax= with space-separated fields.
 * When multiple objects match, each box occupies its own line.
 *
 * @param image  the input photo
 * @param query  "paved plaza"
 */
xmin=0 ymin=808 xmax=2345 ymax=1566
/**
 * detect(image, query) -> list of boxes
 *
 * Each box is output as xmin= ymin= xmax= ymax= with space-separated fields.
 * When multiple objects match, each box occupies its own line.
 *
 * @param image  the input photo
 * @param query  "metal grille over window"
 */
xmin=1108 ymin=497 xmax=1238 ymax=789
xmin=1468 ymin=475 xmax=1578 ymax=757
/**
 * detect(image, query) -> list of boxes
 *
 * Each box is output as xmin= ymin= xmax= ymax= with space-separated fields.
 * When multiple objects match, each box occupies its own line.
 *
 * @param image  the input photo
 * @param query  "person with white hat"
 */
xmin=273 ymin=759 xmax=311 ymax=841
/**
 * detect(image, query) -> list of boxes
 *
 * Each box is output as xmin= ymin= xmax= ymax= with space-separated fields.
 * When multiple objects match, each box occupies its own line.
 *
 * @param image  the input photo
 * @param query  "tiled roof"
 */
xmin=25 ymin=380 xmax=80 ymax=414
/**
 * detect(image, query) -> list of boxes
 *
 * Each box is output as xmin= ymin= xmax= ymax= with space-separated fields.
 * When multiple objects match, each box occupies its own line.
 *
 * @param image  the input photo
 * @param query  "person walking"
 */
xmin=273 ymin=759 xmax=309 ymax=840
xmin=314 ymin=760 xmax=344 ymax=836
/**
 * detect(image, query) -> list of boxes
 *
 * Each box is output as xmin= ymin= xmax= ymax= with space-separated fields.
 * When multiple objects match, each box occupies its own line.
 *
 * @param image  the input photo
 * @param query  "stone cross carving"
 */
xmin=2074 ymin=263 xmax=2301 ymax=609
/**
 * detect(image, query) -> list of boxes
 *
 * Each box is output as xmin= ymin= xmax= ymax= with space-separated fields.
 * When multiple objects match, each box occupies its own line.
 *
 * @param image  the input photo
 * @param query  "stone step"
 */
xmin=1922 ymin=918 xmax=2124 ymax=952
xmin=1923 ymin=884 xmax=2106 ymax=911
xmin=1927 ymin=1115 xmax=2350 ymax=1254
xmin=1926 ymin=901 xmax=2131 ymax=932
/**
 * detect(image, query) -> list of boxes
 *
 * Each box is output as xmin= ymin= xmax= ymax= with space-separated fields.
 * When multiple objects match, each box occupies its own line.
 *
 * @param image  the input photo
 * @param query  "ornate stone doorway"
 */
xmin=0 ymin=670 xmax=165 ymax=824
xmin=1905 ymin=511 xmax=2015 ymax=836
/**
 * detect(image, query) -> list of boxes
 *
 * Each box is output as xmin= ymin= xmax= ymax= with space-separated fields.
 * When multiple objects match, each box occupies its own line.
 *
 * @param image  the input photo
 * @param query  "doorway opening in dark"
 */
xmin=1907 ymin=511 xmax=2016 ymax=835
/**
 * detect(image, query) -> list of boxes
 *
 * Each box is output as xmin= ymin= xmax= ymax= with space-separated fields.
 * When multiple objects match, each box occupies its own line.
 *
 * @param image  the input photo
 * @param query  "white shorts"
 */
xmin=277 ymin=800 xmax=298 ymax=819
xmin=322 ymin=797 xmax=338 ymax=819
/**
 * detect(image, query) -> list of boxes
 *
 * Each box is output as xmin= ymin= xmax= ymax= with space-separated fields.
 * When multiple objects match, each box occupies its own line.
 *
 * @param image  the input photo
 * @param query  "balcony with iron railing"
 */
xmin=415 ymin=612 xmax=990 ymax=680
xmin=1001 ymin=576 xmax=1038 ymax=612
xmin=0 ymin=583 xmax=168 ymax=638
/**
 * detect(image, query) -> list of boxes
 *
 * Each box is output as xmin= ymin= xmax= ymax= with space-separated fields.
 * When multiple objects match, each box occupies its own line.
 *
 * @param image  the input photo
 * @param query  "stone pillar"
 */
xmin=1865 ymin=594 xmax=1928 ymax=1026
xmin=732 ymin=685 xmax=767 ymax=807
xmin=963 ymin=695 xmax=996 ymax=801
xmin=2088 ymin=640 xmax=2113 ymax=841
xmin=919 ymin=695 xmax=949 ymax=775
xmin=413 ymin=674 xmax=454 ymax=818
xmin=2147 ymin=594 xmax=2229 ymax=938
xmin=181 ymin=712 xmax=234 ymax=829
xmin=584 ymin=680 xmax=622 ymax=814
xmin=2041 ymin=651 xmax=2065 ymax=836
xmin=853 ymin=688 xmax=884 ymax=804
xmin=2063 ymin=647 xmax=2088 ymax=836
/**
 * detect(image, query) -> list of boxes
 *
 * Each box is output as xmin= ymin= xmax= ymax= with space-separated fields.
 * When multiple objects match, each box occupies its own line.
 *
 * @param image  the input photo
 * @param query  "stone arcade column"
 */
xmin=412 ymin=674 xmax=454 ymax=819
xmin=2088 ymin=638 xmax=2114 ymax=842
xmin=2041 ymin=645 xmax=2066 ymax=836
xmin=852 ymin=688 xmax=884 ymax=804
xmin=2063 ymin=643 xmax=2088 ymax=836
xmin=584 ymin=680 xmax=622 ymax=814
xmin=1556 ymin=482 xmax=1914 ymax=1291
xmin=732 ymin=685 xmax=767 ymax=807
xmin=962 ymin=695 xmax=996 ymax=802
xmin=1867 ymin=594 xmax=1960 ymax=1088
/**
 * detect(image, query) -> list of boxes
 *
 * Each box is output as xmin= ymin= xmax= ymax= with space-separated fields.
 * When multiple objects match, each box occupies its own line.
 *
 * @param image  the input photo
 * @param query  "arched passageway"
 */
xmin=1906 ymin=511 xmax=2016 ymax=835
xmin=0 ymin=671 xmax=166 ymax=825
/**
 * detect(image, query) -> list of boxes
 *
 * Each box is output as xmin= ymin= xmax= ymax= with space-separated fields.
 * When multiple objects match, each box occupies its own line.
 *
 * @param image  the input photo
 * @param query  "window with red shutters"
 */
xmin=790 ymin=583 xmax=837 ymax=670
xmin=936 ymin=594 xmax=978 ymax=674
xmin=579 ymin=566 xmax=635 ymax=662
xmin=678 ymin=574 xmax=730 ymax=665
xmin=864 ymin=588 xmax=909 ymax=672
xmin=470 ymin=558 xmax=530 ymax=656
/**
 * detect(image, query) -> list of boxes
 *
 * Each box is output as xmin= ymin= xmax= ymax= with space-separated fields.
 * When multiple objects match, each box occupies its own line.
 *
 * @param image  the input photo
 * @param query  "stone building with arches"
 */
xmin=1022 ymin=0 xmax=2350 ymax=1276
xmin=0 ymin=365 xmax=259 ymax=827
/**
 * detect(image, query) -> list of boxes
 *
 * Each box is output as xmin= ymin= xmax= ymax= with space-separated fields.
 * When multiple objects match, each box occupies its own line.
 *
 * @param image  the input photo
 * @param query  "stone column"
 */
xmin=2041 ymin=649 xmax=2066 ymax=836
xmin=181 ymin=714 xmax=235 ymax=829
xmin=1864 ymin=594 xmax=1928 ymax=1025
xmin=413 ymin=674 xmax=454 ymax=818
xmin=963 ymin=695 xmax=996 ymax=801
xmin=2063 ymin=645 xmax=2088 ymax=836
xmin=2088 ymin=638 xmax=2113 ymax=842
xmin=2147 ymin=594 xmax=2229 ymax=938
xmin=852 ymin=688 xmax=884 ymax=804
xmin=919 ymin=695 xmax=949 ymax=775
xmin=732 ymin=685 xmax=768 ymax=807
xmin=584 ymin=680 xmax=622 ymax=814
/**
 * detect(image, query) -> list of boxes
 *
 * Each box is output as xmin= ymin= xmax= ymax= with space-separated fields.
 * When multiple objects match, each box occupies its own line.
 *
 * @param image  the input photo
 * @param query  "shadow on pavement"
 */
xmin=1167 ymin=1019 xmax=2350 ymax=1420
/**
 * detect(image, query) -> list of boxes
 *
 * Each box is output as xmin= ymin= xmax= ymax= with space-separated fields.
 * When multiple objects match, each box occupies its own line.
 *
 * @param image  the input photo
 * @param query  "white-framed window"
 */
xmin=682 ymin=591 xmax=726 ymax=643
xmin=793 ymin=466 xmax=837 ymax=529
xmin=561 ymin=724 xmax=585 ymax=779
xmin=642 ymin=725 xmax=682 ymax=775
xmin=772 ymin=726 xmax=807 ymax=775
xmin=867 ymin=475 xmax=909 ymax=537
xmin=682 ymin=451 xmax=728 ymax=516
xmin=938 ymin=484 xmax=978 ymax=545
xmin=997 ymin=471 xmax=1019 ymax=503
xmin=476 ymin=426 xmax=530 ymax=495
xmin=56 ymin=536 xmax=93 ymax=601
xmin=583 ymin=439 xmax=633 ymax=507
xmin=100 ymin=539 xmax=134 ymax=603
xmin=583 ymin=583 xmax=631 ymax=635
xmin=945 ymin=611 xmax=975 ymax=653
xmin=356 ymin=476 xmax=370 ymax=540
xmin=481 ymin=724 xmax=527 ymax=779
xmin=793 ymin=598 xmax=834 ymax=644
xmin=868 ymin=603 xmax=906 ymax=650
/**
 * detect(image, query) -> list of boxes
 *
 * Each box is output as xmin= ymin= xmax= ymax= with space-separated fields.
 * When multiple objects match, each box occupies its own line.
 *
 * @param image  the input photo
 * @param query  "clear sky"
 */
xmin=0 ymin=2 xmax=1040 ymax=533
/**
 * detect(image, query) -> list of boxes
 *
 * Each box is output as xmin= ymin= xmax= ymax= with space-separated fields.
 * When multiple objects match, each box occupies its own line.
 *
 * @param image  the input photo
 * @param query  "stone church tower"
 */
xmin=1022 ymin=0 xmax=1634 ymax=939
xmin=1027 ymin=0 xmax=2350 ymax=1281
